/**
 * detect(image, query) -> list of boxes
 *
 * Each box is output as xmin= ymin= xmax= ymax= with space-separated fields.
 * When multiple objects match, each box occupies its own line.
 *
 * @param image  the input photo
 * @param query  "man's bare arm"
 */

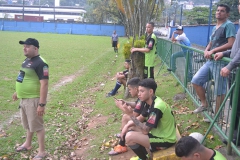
xmin=130 ymin=115 xmax=151 ymax=134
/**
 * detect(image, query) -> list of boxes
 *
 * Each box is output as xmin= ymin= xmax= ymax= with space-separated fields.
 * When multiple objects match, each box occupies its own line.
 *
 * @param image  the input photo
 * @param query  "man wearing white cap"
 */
xmin=168 ymin=25 xmax=193 ymax=82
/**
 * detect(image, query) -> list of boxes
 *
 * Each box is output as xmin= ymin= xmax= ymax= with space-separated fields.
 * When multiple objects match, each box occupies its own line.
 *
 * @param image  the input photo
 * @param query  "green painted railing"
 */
xmin=156 ymin=37 xmax=240 ymax=156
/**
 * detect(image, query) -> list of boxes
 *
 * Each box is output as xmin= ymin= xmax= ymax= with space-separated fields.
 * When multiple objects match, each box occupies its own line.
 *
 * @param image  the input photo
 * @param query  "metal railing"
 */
xmin=156 ymin=37 xmax=240 ymax=156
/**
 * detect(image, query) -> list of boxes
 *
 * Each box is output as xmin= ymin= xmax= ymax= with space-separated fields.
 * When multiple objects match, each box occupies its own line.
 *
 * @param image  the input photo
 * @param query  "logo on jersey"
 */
xmin=148 ymin=40 xmax=153 ymax=48
xmin=147 ymin=112 xmax=156 ymax=124
xmin=43 ymin=66 xmax=49 ymax=76
xmin=16 ymin=70 xmax=25 ymax=83
xmin=135 ymin=100 xmax=141 ymax=110
xmin=26 ymin=62 xmax=32 ymax=67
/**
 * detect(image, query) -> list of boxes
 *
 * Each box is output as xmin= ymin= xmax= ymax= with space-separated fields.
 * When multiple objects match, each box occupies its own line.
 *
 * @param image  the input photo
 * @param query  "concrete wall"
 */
xmin=169 ymin=24 xmax=239 ymax=47
xmin=0 ymin=21 xmax=125 ymax=36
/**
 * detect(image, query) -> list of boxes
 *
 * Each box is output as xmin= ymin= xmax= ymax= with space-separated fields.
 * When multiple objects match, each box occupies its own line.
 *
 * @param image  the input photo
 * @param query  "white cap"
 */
xmin=176 ymin=25 xmax=183 ymax=30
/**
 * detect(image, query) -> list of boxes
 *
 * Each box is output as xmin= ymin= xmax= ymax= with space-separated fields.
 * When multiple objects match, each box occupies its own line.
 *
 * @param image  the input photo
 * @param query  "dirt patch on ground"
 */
xmin=87 ymin=115 xmax=108 ymax=130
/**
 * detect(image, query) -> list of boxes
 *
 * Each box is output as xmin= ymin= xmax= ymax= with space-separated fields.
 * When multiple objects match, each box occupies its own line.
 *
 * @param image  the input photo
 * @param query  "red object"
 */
xmin=15 ymin=15 xmax=43 ymax=22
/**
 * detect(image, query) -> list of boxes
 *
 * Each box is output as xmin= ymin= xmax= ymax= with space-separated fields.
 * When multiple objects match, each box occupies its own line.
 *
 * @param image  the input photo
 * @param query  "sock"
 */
xmin=119 ymin=134 xmax=126 ymax=146
xmin=129 ymin=144 xmax=148 ymax=160
xmin=111 ymin=81 xmax=121 ymax=94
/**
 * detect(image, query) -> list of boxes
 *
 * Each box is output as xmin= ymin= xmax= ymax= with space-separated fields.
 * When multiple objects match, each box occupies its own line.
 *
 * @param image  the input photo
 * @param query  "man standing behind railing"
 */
xmin=191 ymin=4 xmax=236 ymax=114
xmin=168 ymin=25 xmax=193 ymax=82
xmin=214 ymin=1 xmax=240 ymax=145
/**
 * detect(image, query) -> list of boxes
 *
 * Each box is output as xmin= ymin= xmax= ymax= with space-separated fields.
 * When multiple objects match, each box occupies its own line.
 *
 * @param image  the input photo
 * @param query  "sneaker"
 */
xmin=203 ymin=118 xmax=210 ymax=123
xmin=193 ymin=106 xmax=207 ymax=114
xmin=116 ymin=55 xmax=118 ymax=57
xmin=106 ymin=92 xmax=114 ymax=97
xmin=106 ymin=90 xmax=117 ymax=97
xmin=130 ymin=156 xmax=142 ymax=160
xmin=108 ymin=145 xmax=128 ymax=155
xmin=167 ymin=68 xmax=172 ymax=72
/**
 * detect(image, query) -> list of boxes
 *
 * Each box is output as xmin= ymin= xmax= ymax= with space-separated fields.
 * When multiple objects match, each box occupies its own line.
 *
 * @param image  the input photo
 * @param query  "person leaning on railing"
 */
xmin=191 ymin=4 xmax=236 ymax=115
xmin=168 ymin=25 xmax=193 ymax=82
xmin=214 ymin=1 xmax=240 ymax=145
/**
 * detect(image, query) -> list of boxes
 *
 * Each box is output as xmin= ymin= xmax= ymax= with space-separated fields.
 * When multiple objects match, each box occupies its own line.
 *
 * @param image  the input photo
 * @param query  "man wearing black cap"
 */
xmin=168 ymin=25 xmax=193 ymax=81
xmin=106 ymin=59 xmax=131 ymax=97
xmin=12 ymin=38 xmax=48 ymax=159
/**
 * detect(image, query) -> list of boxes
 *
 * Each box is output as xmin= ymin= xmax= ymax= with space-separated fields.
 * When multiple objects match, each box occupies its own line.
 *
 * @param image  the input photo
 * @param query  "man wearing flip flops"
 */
xmin=116 ymin=78 xmax=176 ymax=160
xmin=12 ymin=38 xmax=48 ymax=160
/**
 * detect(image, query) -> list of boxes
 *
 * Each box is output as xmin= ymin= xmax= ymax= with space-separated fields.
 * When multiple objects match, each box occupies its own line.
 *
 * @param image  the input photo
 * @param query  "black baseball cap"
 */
xmin=19 ymin=38 xmax=39 ymax=48
xmin=125 ymin=59 xmax=131 ymax=63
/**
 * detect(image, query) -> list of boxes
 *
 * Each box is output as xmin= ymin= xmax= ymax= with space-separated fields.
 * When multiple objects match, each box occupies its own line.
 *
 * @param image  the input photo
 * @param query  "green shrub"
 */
xmin=122 ymin=36 xmax=145 ymax=60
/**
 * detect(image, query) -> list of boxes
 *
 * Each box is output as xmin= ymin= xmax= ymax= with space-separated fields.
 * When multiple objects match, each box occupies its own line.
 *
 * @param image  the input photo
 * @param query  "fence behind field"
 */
xmin=0 ymin=20 xmax=125 ymax=36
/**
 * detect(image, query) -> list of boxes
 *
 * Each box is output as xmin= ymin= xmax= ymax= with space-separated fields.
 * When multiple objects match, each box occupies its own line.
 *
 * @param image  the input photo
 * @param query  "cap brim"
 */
xmin=19 ymin=41 xmax=25 ymax=44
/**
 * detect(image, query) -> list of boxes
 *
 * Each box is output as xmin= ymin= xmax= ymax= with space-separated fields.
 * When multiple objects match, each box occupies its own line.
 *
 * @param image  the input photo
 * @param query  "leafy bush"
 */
xmin=122 ymin=36 xmax=145 ymax=60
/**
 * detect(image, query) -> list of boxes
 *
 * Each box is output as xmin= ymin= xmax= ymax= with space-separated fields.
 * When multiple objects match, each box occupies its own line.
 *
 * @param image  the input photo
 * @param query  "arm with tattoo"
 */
xmin=130 ymin=115 xmax=151 ymax=135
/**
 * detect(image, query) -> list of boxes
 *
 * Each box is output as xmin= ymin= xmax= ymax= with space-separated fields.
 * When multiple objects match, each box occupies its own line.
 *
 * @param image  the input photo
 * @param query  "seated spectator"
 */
xmin=175 ymin=136 xmax=226 ymax=160
xmin=109 ymin=77 xmax=147 ymax=156
xmin=121 ymin=78 xmax=176 ymax=160
xmin=106 ymin=59 xmax=131 ymax=97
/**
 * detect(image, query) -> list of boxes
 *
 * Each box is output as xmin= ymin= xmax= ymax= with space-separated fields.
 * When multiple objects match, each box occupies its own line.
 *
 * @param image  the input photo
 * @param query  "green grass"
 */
xmin=0 ymin=31 xmax=223 ymax=159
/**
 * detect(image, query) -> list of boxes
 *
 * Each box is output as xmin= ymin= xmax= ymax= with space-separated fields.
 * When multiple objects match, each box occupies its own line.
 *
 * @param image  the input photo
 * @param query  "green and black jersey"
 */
xmin=16 ymin=55 xmax=49 ymax=98
xmin=141 ymin=96 xmax=176 ymax=143
xmin=145 ymin=33 xmax=157 ymax=67
xmin=210 ymin=149 xmax=226 ymax=160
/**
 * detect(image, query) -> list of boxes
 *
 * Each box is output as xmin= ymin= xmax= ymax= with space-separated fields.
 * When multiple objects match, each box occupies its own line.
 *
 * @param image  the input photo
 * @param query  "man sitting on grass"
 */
xmin=106 ymin=59 xmax=131 ymax=97
xmin=121 ymin=78 xmax=176 ymax=160
xmin=175 ymin=136 xmax=226 ymax=160
xmin=109 ymin=77 xmax=148 ymax=155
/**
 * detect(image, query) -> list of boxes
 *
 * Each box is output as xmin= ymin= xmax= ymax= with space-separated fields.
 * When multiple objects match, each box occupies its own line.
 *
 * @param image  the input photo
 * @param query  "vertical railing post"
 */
xmin=227 ymin=68 xmax=240 ymax=154
xmin=184 ymin=49 xmax=189 ymax=89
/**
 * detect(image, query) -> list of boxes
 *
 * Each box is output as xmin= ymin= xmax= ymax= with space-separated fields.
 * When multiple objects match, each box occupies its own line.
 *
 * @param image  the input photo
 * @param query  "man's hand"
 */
xmin=122 ymin=103 xmax=133 ymax=116
xmin=214 ymin=52 xmax=223 ymax=61
xmin=130 ymin=47 xmax=137 ymax=53
xmin=114 ymin=99 xmax=124 ymax=110
xmin=37 ymin=106 xmax=45 ymax=116
xmin=220 ymin=67 xmax=230 ymax=77
xmin=12 ymin=92 xmax=18 ymax=101
xmin=204 ymin=50 xmax=214 ymax=59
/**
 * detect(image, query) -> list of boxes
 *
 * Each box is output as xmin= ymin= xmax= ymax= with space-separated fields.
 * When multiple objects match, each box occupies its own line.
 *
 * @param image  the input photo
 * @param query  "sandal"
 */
xmin=33 ymin=154 xmax=47 ymax=160
xmin=108 ymin=145 xmax=127 ymax=155
xmin=16 ymin=146 xmax=31 ymax=152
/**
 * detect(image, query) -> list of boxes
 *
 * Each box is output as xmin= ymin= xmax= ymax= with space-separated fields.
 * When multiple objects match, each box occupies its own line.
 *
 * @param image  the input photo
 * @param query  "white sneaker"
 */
xmin=203 ymin=118 xmax=210 ymax=123
xmin=116 ymin=55 xmax=118 ymax=57
xmin=193 ymin=106 xmax=207 ymax=114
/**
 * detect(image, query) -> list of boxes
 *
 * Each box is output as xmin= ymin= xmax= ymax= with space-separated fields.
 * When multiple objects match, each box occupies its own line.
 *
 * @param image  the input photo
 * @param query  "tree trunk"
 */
xmin=124 ymin=51 xmax=145 ymax=98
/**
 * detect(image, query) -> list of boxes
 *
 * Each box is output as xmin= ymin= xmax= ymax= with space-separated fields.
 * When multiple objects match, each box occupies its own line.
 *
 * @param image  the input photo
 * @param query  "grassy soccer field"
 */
xmin=0 ymin=31 xmax=223 ymax=159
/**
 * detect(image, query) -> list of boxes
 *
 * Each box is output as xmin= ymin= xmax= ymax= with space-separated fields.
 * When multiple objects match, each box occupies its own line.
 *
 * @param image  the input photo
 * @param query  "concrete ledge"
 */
xmin=153 ymin=126 xmax=181 ymax=160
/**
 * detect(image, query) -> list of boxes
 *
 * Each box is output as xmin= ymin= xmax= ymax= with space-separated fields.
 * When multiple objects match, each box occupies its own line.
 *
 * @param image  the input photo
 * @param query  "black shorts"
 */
xmin=144 ymin=66 xmax=154 ymax=79
xmin=148 ymin=133 xmax=175 ymax=152
xmin=112 ymin=41 xmax=117 ymax=47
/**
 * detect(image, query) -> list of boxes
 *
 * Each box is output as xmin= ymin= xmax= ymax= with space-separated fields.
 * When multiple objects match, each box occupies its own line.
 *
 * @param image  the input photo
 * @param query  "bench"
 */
xmin=152 ymin=126 xmax=181 ymax=160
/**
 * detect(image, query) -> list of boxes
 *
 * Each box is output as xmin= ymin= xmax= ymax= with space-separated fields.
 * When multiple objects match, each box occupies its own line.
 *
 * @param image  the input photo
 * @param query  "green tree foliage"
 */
xmin=123 ymin=36 xmax=145 ymax=59
xmin=184 ymin=7 xmax=214 ymax=25
xmin=85 ymin=0 xmax=120 ymax=23
xmin=217 ymin=0 xmax=240 ymax=23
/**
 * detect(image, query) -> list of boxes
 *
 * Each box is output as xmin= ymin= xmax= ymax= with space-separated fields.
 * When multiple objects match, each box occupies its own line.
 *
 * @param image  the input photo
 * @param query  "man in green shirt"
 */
xmin=121 ymin=78 xmax=176 ymax=160
xmin=12 ymin=38 xmax=48 ymax=160
xmin=131 ymin=22 xmax=157 ymax=79
xmin=175 ymin=136 xmax=226 ymax=160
